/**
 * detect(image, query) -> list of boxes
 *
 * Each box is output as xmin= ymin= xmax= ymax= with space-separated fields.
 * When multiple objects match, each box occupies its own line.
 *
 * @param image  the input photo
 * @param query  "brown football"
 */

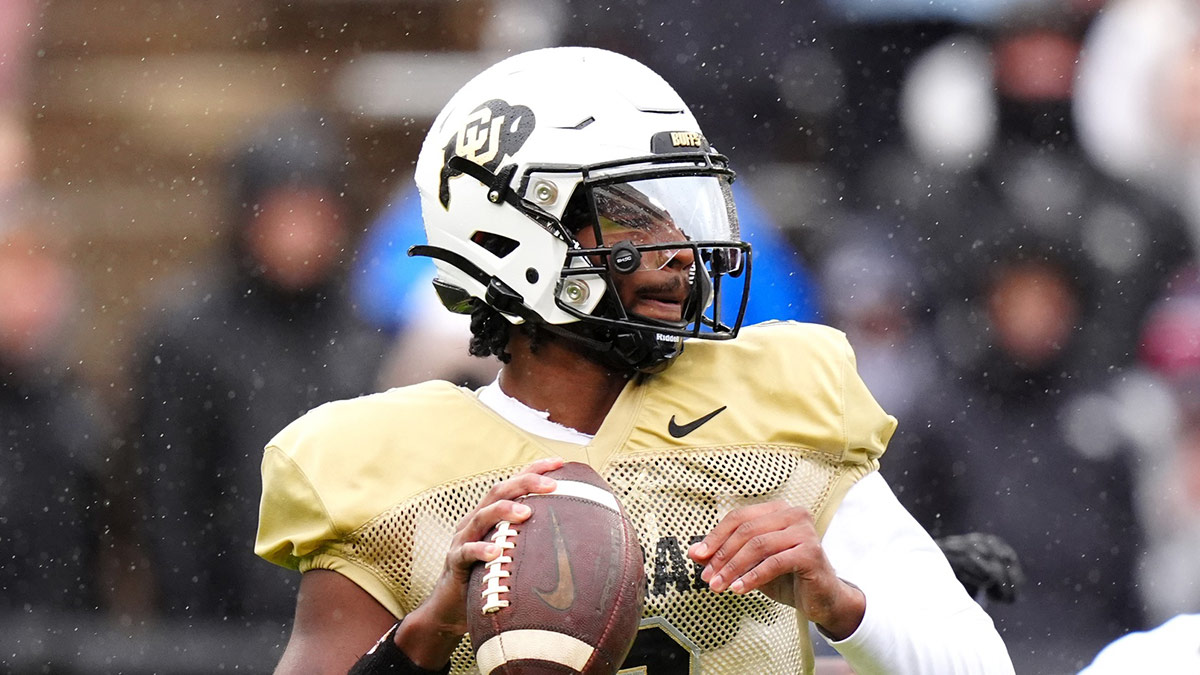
xmin=467 ymin=462 xmax=645 ymax=675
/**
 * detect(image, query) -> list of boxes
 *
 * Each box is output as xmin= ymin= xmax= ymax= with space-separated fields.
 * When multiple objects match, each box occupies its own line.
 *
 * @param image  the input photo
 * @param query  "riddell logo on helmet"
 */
xmin=439 ymin=99 xmax=536 ymax=208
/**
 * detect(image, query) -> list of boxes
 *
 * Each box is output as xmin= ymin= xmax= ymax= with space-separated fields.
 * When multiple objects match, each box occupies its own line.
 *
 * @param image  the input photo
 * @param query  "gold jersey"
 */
xmin=256 ymin=321 xmax=896 ymax=674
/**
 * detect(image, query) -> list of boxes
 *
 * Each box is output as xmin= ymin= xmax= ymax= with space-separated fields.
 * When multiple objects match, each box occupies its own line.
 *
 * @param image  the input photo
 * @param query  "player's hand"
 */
xmin=395 ymin=457 xmax=563 ymax=665
xmin=687 ymin=500 xmax=865 ymax=640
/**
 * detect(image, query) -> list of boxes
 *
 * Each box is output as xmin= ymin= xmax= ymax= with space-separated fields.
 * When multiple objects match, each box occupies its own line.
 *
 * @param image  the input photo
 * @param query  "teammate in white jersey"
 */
xmin=256 ymin=47 xmax=1014 ymax=674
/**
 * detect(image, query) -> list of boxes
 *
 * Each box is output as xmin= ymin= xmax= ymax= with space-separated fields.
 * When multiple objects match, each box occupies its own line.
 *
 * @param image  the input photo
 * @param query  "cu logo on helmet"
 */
xmin=439 ymin=99 xmax=535 ymax=208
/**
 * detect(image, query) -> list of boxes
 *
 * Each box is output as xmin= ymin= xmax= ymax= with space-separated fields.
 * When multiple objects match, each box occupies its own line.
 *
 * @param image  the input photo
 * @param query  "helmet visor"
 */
xmin=591 ymin=175 xmax=741 ymax=272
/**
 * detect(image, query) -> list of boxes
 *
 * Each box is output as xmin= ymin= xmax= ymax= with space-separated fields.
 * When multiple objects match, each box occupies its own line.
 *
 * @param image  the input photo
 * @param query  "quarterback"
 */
xmin=255 ymin=48 xmax=1013 ymax=674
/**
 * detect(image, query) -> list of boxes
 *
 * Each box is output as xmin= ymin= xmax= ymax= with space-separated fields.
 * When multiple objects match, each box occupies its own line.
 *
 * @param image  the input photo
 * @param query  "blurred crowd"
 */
xmin=3 ymin=1 xmax=1200 ymax=674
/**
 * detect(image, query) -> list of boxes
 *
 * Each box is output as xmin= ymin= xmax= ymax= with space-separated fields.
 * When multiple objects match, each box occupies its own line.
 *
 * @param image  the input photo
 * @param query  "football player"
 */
xmin=256 ymin=47 xmax=1014 ymax=674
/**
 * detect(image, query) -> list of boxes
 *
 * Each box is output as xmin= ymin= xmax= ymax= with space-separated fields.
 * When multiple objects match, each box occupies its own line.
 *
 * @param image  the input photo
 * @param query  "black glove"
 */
xmin=936 ymin=532 xmax=1025 ymax=605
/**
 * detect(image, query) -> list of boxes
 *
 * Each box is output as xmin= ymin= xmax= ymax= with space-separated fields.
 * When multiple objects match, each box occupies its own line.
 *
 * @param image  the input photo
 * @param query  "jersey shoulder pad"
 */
xmin=673 ymin=320 xmax=894 ymax=465
xmin=262 ymin=380 xmax=549 ymax=541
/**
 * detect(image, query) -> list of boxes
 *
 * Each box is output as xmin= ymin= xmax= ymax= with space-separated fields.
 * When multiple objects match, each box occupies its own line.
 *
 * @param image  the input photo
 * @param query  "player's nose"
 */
xmin=663 ymin=245 xmax=695 ymax=271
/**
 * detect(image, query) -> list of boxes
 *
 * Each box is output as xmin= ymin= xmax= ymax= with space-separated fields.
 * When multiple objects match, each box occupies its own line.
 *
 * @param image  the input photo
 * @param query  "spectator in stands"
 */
xmin=883 ymin=238 xmax=1145 ymax=673
xmin=847 ymin=8 xmax=1198 ymax=671
xmin=1075 ymin=0 xmax=1200 ymax=253
xmin=131 ymin=109 xmax=388 ymax=625
xmin=816 ymin=232 xmax=937 ymax=423
xmin=980 ymin=15 xmax=1191 ymax=367
xmin=857 ymin=9 xmax=1193 ymax=365
xmin=0 ymin=214 xmax=107 ymax=615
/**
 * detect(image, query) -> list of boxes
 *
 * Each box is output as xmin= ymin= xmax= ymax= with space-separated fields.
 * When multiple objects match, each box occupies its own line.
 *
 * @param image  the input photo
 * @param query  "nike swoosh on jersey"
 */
xmin=667 ymin=405 xmax=728 ymax=438
xmin=535 ymin=509 xmax=576 ymax=611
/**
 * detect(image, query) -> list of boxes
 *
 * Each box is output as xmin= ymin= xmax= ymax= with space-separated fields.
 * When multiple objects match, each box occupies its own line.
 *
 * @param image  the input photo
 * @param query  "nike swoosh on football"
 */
xmin=534 ymin=508 xmax=576 ymax=611
xmin=668 ymin=405 xmax=727 ymax=438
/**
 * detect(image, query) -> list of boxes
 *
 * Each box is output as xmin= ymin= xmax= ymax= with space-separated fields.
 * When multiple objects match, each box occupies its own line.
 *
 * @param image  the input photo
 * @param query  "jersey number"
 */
xmin=617 ymin=617 xmax=698 ymax=675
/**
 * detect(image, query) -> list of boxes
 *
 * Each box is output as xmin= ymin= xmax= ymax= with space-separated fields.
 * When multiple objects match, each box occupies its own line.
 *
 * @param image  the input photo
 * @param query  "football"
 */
xmin=467 ymin=462 xmax=645 ymax=675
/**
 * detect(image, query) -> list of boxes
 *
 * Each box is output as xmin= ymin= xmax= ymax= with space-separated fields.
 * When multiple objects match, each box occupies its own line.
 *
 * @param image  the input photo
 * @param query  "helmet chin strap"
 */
xmin=610 ymin=329 xmax=683 ymax=374
xmin=544 ymin=319 xmax=683 ymax=374
xmin=552 ymin=281 xmax=695 ymax=372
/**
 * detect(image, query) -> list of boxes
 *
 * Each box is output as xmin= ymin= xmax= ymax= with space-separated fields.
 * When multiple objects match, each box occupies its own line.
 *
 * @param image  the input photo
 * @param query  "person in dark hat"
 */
xmin=884 ymin=237 xmax=1146 ymax=673
xmin=0 ymin=217 xmax=106 ymax=617
xmin=130 ymin=109 xmax=389 ymax=624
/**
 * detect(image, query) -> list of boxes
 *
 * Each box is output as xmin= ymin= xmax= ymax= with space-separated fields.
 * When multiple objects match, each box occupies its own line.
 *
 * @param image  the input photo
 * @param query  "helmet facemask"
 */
xmin=548 ymin=155 xmax=752 ymax=372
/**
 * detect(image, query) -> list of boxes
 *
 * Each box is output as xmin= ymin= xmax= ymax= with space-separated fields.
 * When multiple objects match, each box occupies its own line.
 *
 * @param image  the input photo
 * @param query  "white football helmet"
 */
xmin=411 ymin=47 xmax=751 ymax=371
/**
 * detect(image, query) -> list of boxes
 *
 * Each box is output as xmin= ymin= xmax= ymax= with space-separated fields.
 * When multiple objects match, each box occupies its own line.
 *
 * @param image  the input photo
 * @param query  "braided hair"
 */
xmin=468 ymin=302 xmax=543 ymax=363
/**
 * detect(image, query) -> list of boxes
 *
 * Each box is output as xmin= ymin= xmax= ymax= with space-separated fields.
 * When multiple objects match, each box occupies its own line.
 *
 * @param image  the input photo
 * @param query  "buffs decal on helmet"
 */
xmin=438 ymin=99 xmax=535 ymax=208
xmin=650 ymin=130 xmax=711 ymax=154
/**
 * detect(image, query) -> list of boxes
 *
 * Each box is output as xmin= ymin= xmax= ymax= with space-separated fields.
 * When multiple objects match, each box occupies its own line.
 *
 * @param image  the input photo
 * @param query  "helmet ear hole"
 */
xmin=470 ymin=231 xmax=520 ymax=258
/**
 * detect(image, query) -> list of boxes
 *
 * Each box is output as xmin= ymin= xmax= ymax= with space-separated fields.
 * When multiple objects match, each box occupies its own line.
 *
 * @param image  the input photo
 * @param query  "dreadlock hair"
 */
xmin=468 ymin=302 xmax=511 ymax=362
xmin=468 ymin=301 xmax=544 ymax=363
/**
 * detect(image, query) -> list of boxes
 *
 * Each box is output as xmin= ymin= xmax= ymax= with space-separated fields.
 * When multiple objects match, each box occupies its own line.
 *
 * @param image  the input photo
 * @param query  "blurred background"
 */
xmin=2 ymin=0 xmax=1199 ymax=673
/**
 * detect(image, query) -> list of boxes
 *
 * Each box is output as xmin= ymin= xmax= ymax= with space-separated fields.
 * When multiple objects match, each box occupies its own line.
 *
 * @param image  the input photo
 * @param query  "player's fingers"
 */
xmin=447 ymin=539 xmax=507 ymax=575
xmin=688 ymin=501 xmax=789 ymax=563
xmin=486 ymin=460 xmax=562 ymax=501
xmin=705 ymin=524 xmax=813 ymax=593
xmin=723 ymin=536 xmax=822 ymax=595
xmin=697 ymin=503 xmax=810 ymax=580
xmin=515 ymin=456 xmax=565 ymax=477
xmin=702 ymin=506 xmax=816 ymax=589
xmin=456 ymin=497 xmax=534 ymax=545
xmin=457 ymin=471 xmax=558 ymax=532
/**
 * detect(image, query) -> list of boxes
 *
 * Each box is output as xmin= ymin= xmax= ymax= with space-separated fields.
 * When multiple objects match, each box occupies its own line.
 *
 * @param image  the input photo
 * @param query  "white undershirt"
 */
xmin=477 ymin=380 xmax=1015 ymax=674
